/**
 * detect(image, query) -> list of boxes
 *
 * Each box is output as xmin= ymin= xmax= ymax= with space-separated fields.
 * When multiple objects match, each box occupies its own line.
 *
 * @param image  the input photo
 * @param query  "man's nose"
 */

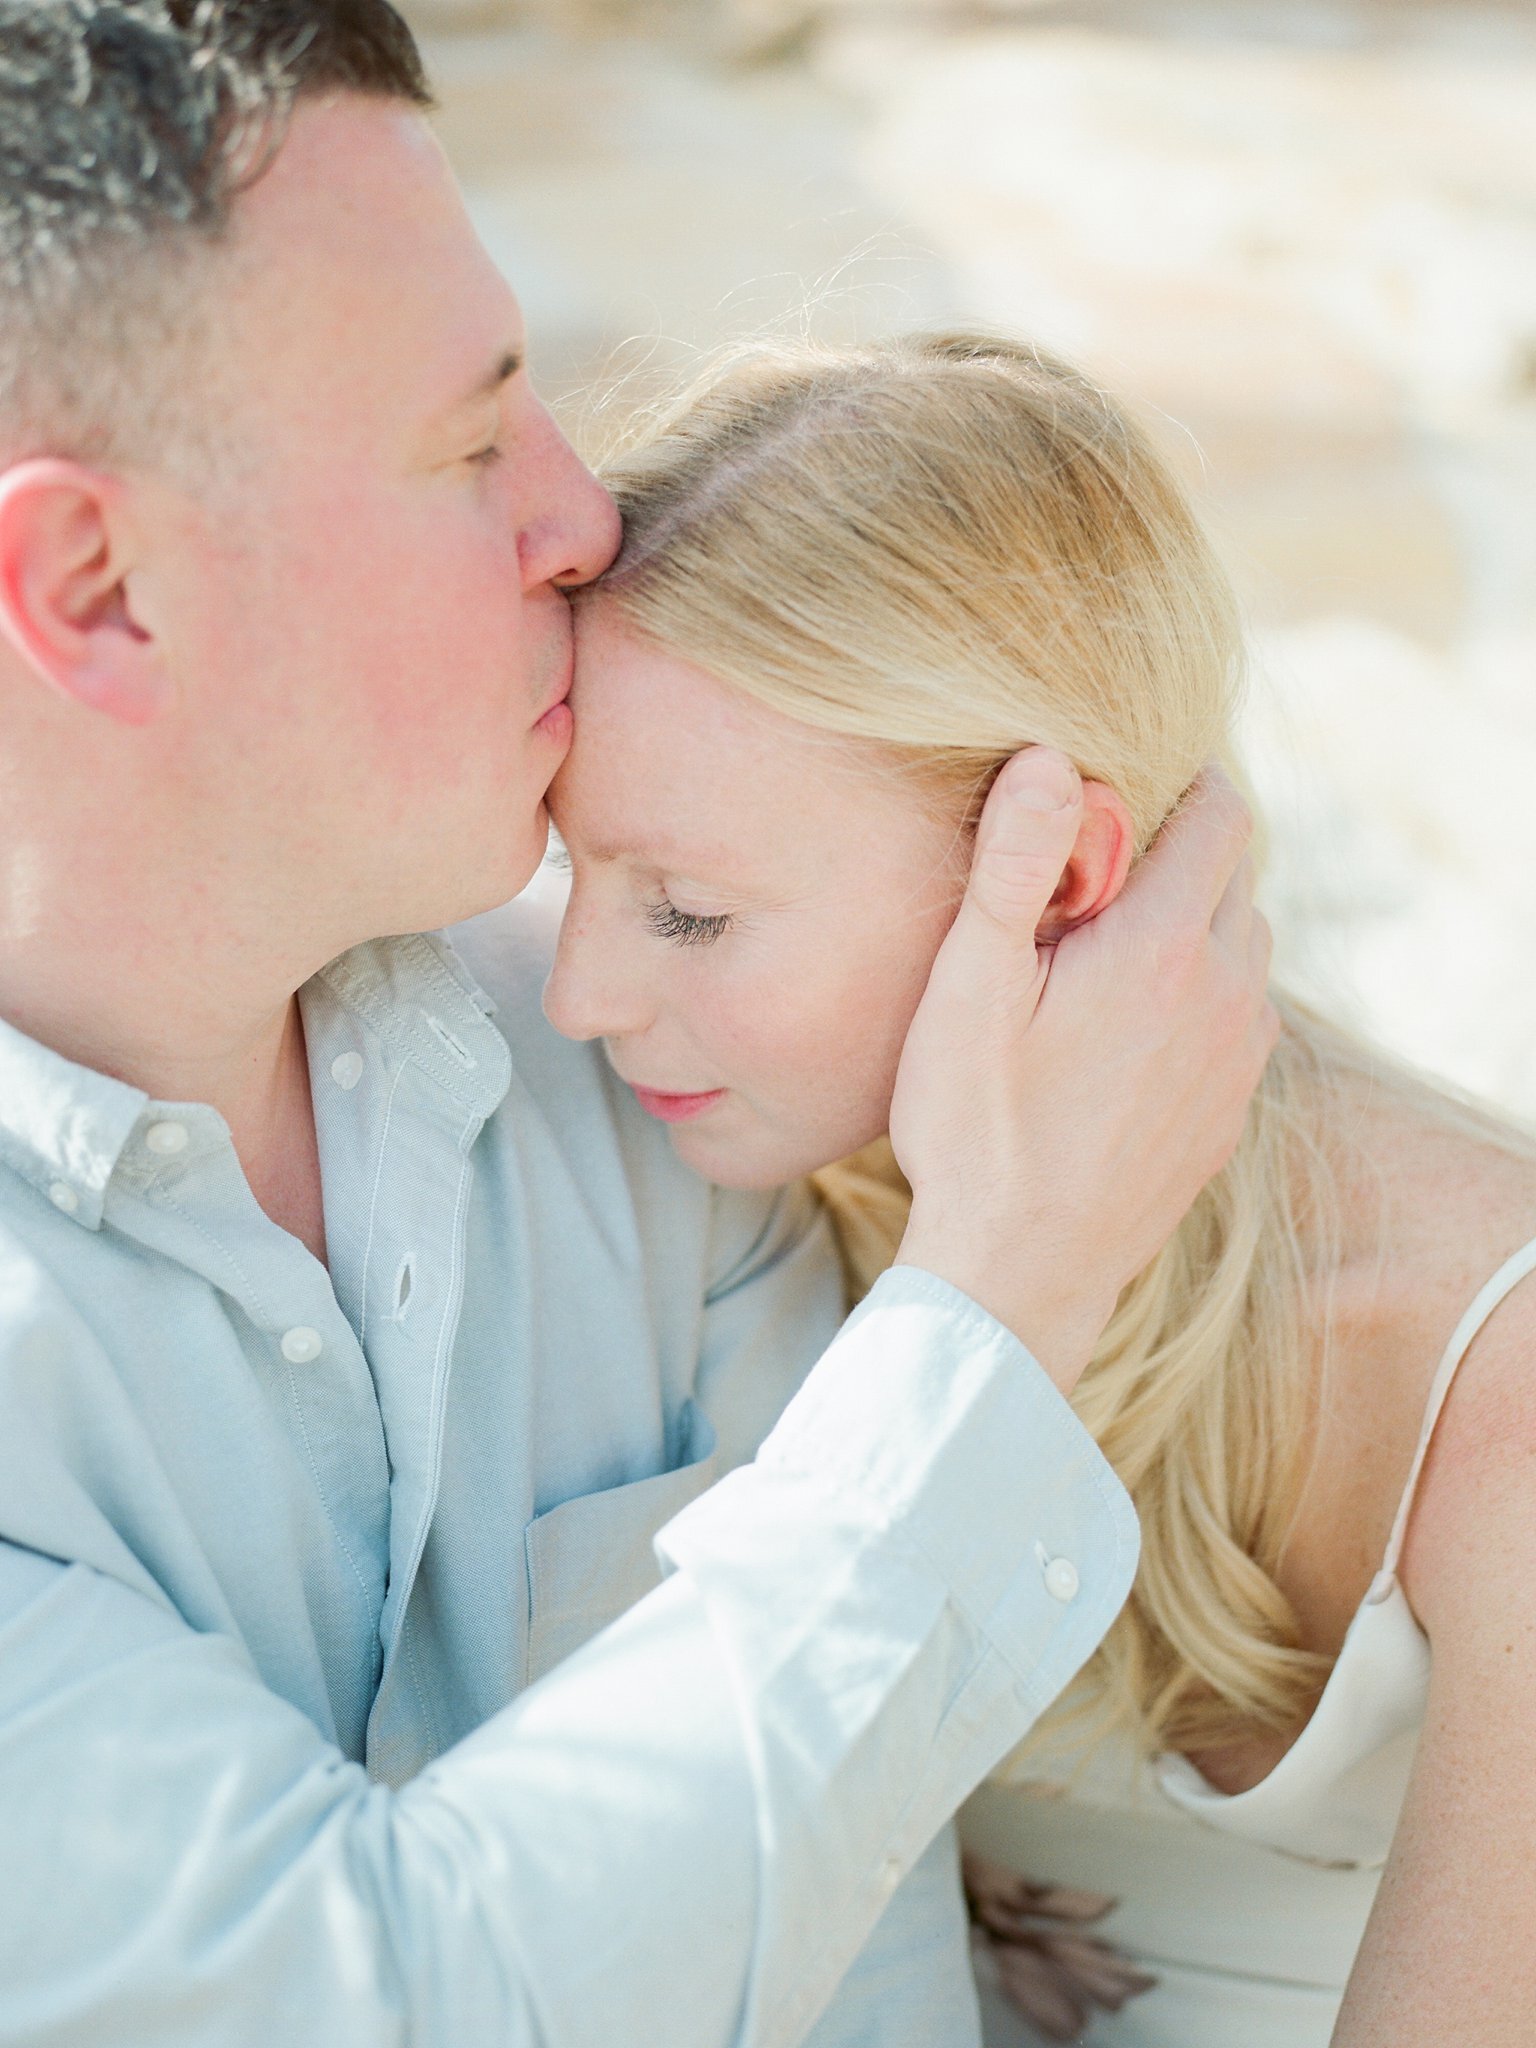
xmin=520 ymin=401 xmax=623 ymax=594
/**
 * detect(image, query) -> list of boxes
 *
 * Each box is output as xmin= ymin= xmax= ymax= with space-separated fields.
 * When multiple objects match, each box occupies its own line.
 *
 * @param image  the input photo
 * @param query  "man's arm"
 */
xmin=0 ymin=1269 xmax=1132 ymax=2048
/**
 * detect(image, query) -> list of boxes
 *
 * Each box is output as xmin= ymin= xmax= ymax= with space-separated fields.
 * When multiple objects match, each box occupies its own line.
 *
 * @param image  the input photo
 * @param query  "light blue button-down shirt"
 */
xmin=0 ymin=897 xmax=1138 ymax=2047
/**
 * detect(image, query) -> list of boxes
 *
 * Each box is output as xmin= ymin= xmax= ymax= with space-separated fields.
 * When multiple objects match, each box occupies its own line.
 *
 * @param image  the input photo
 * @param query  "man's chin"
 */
xmin=505 ymin=803 xmax=553 ymax=898
xmin=431 ymin=809 xmax=549 ymax=930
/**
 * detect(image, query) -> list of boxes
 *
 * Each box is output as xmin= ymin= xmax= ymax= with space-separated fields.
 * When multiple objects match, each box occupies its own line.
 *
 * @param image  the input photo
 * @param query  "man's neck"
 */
xmin=0 ymin=944 xmax=332 ymax=1266
xmin=225 ymin=998 xmax=330 ymax=1268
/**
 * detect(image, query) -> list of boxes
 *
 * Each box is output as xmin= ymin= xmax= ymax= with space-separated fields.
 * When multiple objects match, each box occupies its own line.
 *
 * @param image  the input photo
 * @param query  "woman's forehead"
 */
xmin=562 ymin=609 xmax=881 ymax=864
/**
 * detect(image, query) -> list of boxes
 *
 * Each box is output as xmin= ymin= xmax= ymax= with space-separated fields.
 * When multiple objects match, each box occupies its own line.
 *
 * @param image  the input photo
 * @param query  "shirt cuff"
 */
xmin=742 ymin=1264 xmax=1140 ymax=1718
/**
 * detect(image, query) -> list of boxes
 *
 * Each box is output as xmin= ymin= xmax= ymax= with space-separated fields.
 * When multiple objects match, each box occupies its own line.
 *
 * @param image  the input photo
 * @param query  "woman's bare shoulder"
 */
xmin=1331 ymin=1079 xmax=1536 ymax=1330
xmin=1282 ymin=1071 xmax=1536 ymax=1644
xmin=1325 ymin=1073 xmax=1536 ymax=1625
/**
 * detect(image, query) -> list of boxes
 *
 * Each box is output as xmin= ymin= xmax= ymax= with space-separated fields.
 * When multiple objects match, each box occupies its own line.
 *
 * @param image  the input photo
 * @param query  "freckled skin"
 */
xmin=544 ymin=603 xmax=969 ymax=1190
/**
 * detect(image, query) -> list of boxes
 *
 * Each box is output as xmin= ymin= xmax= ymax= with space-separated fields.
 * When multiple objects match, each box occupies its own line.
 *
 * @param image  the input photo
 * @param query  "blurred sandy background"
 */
xmin=403 ymin=0 xmax=1536 ymax=1116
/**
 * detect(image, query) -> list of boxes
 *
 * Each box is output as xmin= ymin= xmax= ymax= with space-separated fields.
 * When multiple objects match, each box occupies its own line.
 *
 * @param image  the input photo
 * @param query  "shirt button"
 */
xmin=48 ymin=1180 xmax=79 ymax=1215
xmin=280 ymin=1326 xmax=324 ymax=1365
xmin=330 ymin=1051 xmax=364 ymax=1091
xmin=1044 ymin=1556 xmax=1081 ymax=1604
xmin=144 ymin=1121 xmax=189 ymax=1156
xmin=878 ymin=1856 xmax=902 ymax=1896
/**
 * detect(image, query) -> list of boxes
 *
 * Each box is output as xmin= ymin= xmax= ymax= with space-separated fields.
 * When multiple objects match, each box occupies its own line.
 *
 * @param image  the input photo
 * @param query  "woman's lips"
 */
xmin=629 ymin=1085 xmax=727 ymax=1123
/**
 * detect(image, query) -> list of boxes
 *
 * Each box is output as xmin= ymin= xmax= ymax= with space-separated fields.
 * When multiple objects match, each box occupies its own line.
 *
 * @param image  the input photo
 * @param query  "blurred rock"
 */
xmin=425 ymin=22 xmax=953 ymax=420
xmin=842 ymin=25 xmax=1536 ymax=428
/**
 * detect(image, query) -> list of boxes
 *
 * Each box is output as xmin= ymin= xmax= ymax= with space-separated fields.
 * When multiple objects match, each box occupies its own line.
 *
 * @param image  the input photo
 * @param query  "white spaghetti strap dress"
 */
xmin=966 ymin=1233 xmax=1536 ymax=2047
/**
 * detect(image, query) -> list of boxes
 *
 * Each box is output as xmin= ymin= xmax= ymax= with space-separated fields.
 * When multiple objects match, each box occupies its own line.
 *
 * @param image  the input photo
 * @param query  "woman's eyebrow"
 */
xmin=577 ymin=828 xmax=733 ymax=872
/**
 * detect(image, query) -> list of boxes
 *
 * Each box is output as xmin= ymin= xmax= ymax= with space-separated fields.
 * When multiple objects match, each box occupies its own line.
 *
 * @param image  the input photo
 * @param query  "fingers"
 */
xmin=1118 ymin=764 xmax=1254 ymax=929
xmin=959 ymin=746 xmax=1083 ymax=944
xmin=989 ymin=1949 xmax=1090 ymax=2044
xmin=1041 ymin=1934 xmax=1160 ymax=2013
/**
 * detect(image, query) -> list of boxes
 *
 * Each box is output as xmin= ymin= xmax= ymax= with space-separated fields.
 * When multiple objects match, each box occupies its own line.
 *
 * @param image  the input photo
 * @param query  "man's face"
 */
xmin=140 ymin=95 xmax=621 ymax=952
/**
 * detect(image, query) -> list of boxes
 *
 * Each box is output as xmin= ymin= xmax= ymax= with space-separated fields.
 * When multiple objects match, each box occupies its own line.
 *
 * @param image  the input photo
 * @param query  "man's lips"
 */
xmin=628 ymin=1085 xmax=728 ymax=1124
xmin=530 ymin=630 xmax=576 ymax=739
xmin=532 ymin=696 xmax=573 ymax=746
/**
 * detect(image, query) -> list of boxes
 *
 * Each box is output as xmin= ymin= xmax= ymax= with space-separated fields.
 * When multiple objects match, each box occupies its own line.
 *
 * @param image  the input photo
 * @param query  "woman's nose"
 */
xmin=542 ymin=914 xmax=651 ymax=1044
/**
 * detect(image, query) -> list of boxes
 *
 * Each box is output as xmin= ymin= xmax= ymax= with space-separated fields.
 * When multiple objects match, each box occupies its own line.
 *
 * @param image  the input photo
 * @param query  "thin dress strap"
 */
xmin=1379 ymin=1231 xmax=1536 ymax=1581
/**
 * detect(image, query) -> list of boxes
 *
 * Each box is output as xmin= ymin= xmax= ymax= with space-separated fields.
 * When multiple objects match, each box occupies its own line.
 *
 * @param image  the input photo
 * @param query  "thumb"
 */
xmin=961 ymin=747 xmax=1083 ymax=941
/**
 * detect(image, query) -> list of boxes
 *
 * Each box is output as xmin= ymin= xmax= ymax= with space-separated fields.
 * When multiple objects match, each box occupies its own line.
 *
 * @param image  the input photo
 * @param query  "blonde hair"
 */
xmin=588 ymin=331 xmax=1494 ymax=1756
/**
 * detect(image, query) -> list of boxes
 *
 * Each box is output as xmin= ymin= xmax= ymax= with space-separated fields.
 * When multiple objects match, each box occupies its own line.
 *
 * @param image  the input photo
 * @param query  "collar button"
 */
xmin=145 ymin=1121 xmax=189 ymax=1157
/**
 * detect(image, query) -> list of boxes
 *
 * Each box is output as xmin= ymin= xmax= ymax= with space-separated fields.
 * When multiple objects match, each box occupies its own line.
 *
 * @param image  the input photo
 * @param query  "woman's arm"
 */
xmin=1335 ymin=1283 xmax=1536 ymax=2044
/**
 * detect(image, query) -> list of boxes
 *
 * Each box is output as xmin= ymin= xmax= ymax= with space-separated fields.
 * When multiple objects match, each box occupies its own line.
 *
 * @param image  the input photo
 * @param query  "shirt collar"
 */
xmin=0 ymin=932 xmax=510 ymax=1232
xmin=316 ymin=932 xmax=508 ymax=1118
xmin=0 ymin=1015 xmax=148 ymax=1231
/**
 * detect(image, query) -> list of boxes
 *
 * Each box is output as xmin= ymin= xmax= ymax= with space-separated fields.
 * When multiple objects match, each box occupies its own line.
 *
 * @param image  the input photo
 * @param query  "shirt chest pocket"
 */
xmin=523 ymin=1402 xmax=722 ymax=1688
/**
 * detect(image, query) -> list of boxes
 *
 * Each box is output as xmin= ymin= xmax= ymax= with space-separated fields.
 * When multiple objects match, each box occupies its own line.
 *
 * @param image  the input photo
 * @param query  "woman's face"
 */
xmin=543 ymin=602 xmax=966 ymax=1189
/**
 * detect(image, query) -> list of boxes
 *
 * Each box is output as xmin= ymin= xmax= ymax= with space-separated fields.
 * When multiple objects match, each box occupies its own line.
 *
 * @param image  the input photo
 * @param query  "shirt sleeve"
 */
xmin=655 ymin=1266 xmax=1139 ymax=2044
xmin=0 ymin=1269 xmax=1137 ymax=2048
xmin=799 ymin=1821 xmax=982 ymax=2048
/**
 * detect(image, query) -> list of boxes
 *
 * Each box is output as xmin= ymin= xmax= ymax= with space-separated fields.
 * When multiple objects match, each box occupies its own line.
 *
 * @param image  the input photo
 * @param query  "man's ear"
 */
xmin=1036 ymin=780 xmax=1135 ymax=939
xmin=0 ymin=459 xmax=172 ymax=727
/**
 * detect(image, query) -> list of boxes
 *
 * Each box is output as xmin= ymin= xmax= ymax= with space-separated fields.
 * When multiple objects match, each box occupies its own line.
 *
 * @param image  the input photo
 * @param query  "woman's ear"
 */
xmin=1036 ymin=780 xmax=1134 ymax=939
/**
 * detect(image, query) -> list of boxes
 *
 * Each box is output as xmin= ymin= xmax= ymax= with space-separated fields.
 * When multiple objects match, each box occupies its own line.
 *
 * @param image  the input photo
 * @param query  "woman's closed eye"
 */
xmin=646 ymin=897 xmax=735 ymax=948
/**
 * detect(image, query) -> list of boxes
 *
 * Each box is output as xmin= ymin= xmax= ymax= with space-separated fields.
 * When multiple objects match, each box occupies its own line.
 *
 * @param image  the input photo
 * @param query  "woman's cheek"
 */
xmin=712 ymin=935 xmax=857 ymax=1096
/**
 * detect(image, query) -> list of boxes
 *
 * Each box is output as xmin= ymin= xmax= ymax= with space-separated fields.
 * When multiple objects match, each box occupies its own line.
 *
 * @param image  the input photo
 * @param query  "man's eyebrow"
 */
xmin=457 ymin=349 xmax=524 ymax=408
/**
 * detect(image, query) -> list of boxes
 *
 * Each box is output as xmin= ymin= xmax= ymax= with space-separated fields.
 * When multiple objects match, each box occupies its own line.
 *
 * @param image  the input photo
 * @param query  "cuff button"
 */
xmin=1044 ymin=1556 xmax=1080 ymax=1603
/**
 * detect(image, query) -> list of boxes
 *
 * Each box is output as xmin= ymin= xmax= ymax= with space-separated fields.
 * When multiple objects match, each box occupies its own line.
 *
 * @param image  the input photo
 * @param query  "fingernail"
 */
xmin=1005 ymin=750 xmax=1080 ymax=812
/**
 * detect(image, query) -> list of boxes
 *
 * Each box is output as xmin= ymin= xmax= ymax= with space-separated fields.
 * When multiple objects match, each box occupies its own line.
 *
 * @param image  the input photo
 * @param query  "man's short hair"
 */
xmin=0 ymin=1 xmax=433 ymax=465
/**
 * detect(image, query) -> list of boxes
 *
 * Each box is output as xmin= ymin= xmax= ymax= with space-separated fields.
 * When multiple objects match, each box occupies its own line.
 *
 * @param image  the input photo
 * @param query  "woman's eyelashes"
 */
xmin=545 ymin=838 xmax=734 ymax=944
xmin=645 ymin=897 xmax=735 ymax=948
